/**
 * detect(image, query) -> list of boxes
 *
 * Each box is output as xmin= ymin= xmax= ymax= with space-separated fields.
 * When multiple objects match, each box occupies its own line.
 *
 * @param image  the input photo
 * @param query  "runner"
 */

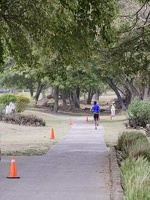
xmin=91 ymin=101 xmax=100 ymax=129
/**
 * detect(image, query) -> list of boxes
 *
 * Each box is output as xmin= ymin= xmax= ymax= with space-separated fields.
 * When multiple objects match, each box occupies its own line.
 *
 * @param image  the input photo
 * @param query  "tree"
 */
xmin=1 ymin=0 xmax=118 ymax=67
xmin=92 ymin=0 xmax=150 ymax=109
xmin=0 ymin=59 xmax=51 ymax=101
xmin=0 ymin=1 xmax=51 ymax=67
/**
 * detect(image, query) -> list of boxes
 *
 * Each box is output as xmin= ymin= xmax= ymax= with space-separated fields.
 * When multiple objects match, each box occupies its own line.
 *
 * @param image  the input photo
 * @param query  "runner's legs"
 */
xmin=94 ymin=114 xmax=99 ymax=129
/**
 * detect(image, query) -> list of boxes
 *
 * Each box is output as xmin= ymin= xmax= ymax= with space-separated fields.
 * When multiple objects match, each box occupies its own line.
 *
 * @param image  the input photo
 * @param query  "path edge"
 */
xmin=110 ymin=147 xmax=124 ymax=200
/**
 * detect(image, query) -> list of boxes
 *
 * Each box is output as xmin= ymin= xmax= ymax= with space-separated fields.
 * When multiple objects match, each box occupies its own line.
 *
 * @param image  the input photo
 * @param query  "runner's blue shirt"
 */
xmin=93 ymin=104 xmax=99 ymax=113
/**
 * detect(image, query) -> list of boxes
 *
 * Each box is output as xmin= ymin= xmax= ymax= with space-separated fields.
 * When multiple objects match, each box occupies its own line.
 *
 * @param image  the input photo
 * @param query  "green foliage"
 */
xmin=3 ymin=114 xmax=46 ymax=126
xmin=0 ymin=103 xmax=5 ymax=110
xmin=1 ymin=0 xmax=50 ymax=67
xmin=126 ymin=98 xmax=150 ymax=128
xmin=0 ymin=94 xmax=16 ymax=106
xmin=15 ymin=94 xmax=30 ymax=113
xmin=121 ymin=157 xmax=150 ymax=200
xmin=116 ymin=131 xmax=147 ymax=151
xmin=116 ymin=131 xmax=150 ymax=161
xmin=117 ymin=131 xmax=150 ymax=199
xmin=127 ymin=140 xmax=150 ymax=161
xmin=0 ymin=103 xmax=5 ymax=120
xmin=1 ymin=0 xmax=118 ymax=69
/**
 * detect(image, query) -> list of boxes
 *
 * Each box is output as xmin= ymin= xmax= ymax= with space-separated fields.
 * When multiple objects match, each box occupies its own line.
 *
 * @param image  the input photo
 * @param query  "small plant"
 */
xmin=116 ymin=131 xmax=150 ymax=161
xmin=116 ymin=131 xmax=147 ymax=151
xmin=0 ymin=103 xmax=5 ymax=120
xmin=121 ymin=157 xmax=150 ymax=200
xmin=126 ymin=98 xmax=150 ymax=128
xmin=15 ymin=94 xmax=30 ymax=113
xmin=3 ymin=114 xmax=46 ymax=126
xmin=0 ymin=94 xmax=16 ymax=106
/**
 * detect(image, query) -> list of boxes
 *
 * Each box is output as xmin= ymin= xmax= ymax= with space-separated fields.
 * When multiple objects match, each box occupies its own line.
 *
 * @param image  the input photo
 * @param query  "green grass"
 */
xmin=121 ymin=157 xmax=150 ymax=200
xmin=1 ymin=109 xmax=71 ymax=156
xmin=100 ymin=114 xmax=146 ymax=147
xmin=100 ymin=115 xmax=128 ymax=147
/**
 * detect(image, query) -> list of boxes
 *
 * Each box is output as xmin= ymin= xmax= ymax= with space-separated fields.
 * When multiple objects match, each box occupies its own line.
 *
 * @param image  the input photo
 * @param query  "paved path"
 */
xmin=0 ymin=117 xmax=111 ymax=200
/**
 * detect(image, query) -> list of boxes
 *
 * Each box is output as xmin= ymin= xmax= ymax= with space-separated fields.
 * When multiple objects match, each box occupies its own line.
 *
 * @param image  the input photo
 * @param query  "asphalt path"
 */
xmin=0 ymin=117 xmax=111 ymax=200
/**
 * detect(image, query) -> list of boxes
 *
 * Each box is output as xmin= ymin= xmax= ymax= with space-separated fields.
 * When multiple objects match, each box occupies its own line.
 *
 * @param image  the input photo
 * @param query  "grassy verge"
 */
xmin=116 ymin=131 xmax=150 ymax=199
xmin=1 ymin=109 xmax=71 ymax=156
xmin=100 ymin=114 xmax=146 ymax=147
xmin=100 ymin=114 xmax=128 ymax=147
xmin=121 ymin=157 xmax=150 ymax=200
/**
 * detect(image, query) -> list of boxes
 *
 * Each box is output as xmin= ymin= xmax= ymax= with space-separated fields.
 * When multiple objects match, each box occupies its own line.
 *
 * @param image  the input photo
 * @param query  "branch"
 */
xmin=144 ymin=11 xmax=150 ymax=25
xmin=130 ymin=2 xmax=148 ymax=31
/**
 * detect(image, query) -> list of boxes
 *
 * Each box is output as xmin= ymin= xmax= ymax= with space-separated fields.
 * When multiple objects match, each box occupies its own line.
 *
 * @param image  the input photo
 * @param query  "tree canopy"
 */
xmin=0 ymin=0 xmax=149 ymax=110
xmin=0 ymin=0 xmax=118 ymax=67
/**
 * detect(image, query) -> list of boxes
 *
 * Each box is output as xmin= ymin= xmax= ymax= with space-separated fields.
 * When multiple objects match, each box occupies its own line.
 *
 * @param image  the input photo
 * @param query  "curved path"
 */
xmin=0 ymin=117 xmax=111 ymax=200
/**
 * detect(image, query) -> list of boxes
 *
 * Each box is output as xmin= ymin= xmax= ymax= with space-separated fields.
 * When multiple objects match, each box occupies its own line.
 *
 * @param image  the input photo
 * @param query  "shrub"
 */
xmin=121 ymin=157 xmax=150 ymax=200
xmin=0 ymin=103 xmax=5 ymax=111
xmin=116 ymin=131 xmax=147 ymax=151
xmin=15 ymin=94 xmax=30 ymax=113
xmin=116 ymin=131 xmax=150 ymax=160
xmin=0 ymin=94 xmax=16 ymax=106
xmin=126 ymin=98 xmax=150 ymax=128
xmin=3 ymin=114 xmax=46 ymax=126
xmin=0 ymin=103 xmax=5 ymax=120
xmin=128 ymin=141 xmax=150 ymax=161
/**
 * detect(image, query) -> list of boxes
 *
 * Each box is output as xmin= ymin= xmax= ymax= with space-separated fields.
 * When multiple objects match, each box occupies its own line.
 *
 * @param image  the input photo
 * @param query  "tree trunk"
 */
xmin=62 ymin=90 xmax=67 ymax=108
xmin=29 ymin=87 xmax=34 ymax=97
xmin=41 ymin=90 xmax=47 ymax=101
xmin=124 ymin=86 xmax=132 ymax=107
xmin=123 ymin=78 xmax=141 ymax=99
xmin=34 ymin=81 xmax=45 ymax=101
xmin=145 ymin=73 xmax=150 ymax=98
xmin=106 ymin=78 xmax=126 ymax=110
xmin=87 ymin=88 xmax=95 ymax=105
xmin=69 ymin=89 xmax=80 ymax=110
xmin=95 ymin=89 xmax=99 ymax=101
xmin=53 ymin=86 xmax=59 ymax=112
xmin=69 ymin=92 xmax=75 ymax=110
xmin=75 ymin=87 xmax=80 ymax=108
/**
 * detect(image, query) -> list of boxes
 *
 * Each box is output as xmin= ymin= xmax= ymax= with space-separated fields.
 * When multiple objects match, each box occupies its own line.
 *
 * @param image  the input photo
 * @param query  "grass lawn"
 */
xmin=100 ymin=114 xmax=128 ymax=147
xmin=0 ymin=109 xmax=72 ymax=156
xmin=100 ymin=113 xmax=146 ymax=147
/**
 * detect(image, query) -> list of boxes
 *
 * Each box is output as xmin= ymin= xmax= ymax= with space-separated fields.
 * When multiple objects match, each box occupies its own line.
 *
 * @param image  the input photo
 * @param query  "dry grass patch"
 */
xmin=0 ymin=110 xmax=71 ymax=156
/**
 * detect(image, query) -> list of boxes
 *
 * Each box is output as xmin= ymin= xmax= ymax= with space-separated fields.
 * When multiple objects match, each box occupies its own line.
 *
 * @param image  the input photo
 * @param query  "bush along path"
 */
xmin=125 ymin=98 xmax=150 ymax=136
xmin=1 ymin=114 xmax=46 ymax=126
xmin=115 ymin=131 xmax=150 ymax=200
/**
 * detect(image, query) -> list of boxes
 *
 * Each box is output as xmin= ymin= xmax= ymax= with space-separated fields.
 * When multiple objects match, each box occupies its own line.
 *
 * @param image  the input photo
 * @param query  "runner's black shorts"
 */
xmin=93 ymin=113 xmax=99 ymax=120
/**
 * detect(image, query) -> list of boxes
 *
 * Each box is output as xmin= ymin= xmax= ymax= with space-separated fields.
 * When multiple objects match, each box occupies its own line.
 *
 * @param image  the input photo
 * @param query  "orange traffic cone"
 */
xmin=50 ymin=128 xmax=55 ymax=139
xmin=69 ymin=118 xmax=72 ymax=125
xmin=7 ymin=156 xmax=20 ymax=179
xmin=98 ymin=116 xmax=100 ymax=120
xmin=110 ymin=115 xmax=112 ymax=120
xmin=86 ymin=116 xmax=88 ymax=122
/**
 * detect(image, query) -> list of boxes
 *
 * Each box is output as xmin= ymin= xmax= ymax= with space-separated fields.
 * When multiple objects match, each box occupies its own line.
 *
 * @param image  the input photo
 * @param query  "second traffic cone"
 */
xmin=98 ymin=116 xmax=100 ymax=120
xmin=69 ymin=118 xmax=72 ymax=125
xmin=50 ymin=128 xmax=55 ymax=139
xmin=7 ymin=156 xmax=20 ymax=179
xmin=86 ymin=116 xmax=88 ymax=122
xmin=110 ymin=115 xmax=112 ymax=120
